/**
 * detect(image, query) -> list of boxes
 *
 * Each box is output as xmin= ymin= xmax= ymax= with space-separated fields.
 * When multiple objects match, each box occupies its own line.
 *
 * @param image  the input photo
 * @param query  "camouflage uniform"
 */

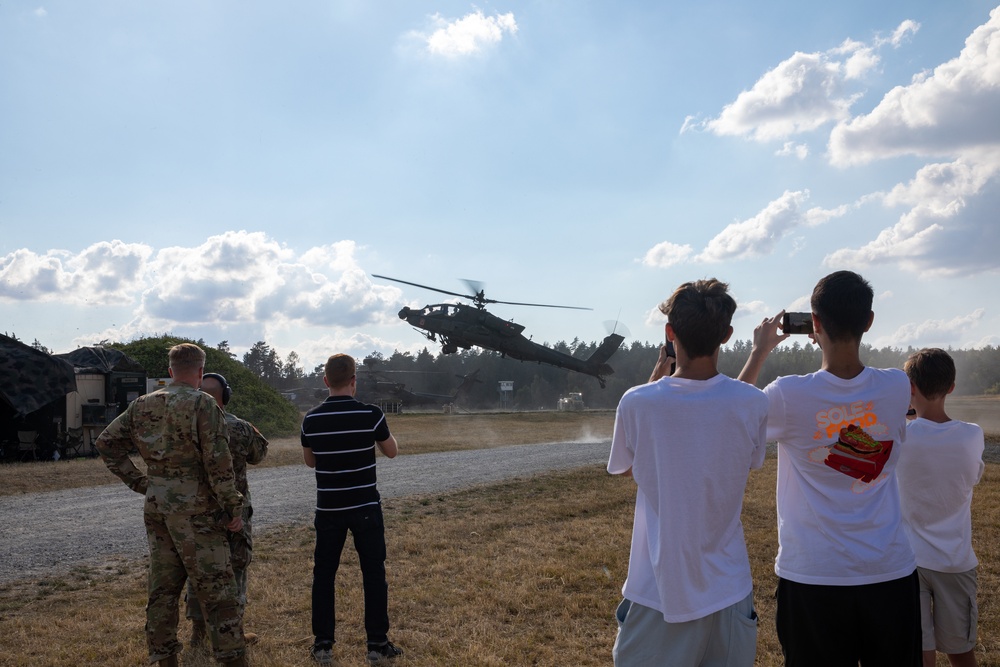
xmin=96 ymin=384 xmax=246 ymax=664
xmin=187 ymin=412 xmax=268 ymax=623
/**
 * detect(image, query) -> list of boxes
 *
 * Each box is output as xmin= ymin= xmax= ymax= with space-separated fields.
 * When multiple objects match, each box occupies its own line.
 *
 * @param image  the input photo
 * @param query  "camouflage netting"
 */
xmin=0 ymin=334 xmax=78 ymax=418
xmin=55 ymin=346 xmax=145 ymax=374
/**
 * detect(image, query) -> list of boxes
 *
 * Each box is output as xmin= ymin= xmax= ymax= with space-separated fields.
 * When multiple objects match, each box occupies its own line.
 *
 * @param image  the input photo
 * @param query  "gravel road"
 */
xmin=0 ymin=440 xmax=612 ymax=585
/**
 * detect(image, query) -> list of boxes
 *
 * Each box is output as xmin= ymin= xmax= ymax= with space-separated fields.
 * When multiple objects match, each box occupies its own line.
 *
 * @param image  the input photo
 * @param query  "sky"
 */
xmin=2 ymin=1 xmax=999 ymax=373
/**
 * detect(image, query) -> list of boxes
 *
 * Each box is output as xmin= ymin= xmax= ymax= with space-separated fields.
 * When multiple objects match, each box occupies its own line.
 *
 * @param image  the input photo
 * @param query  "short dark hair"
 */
xmin=810 ymin=270 xmax=873 ymax=342
xmin=324 ymin=354 xmax=356 ymax=388
xmin=904 ymin=348 xmax=955 ymax=399
xmin=658 ymin=278 xmax=736 ymax=359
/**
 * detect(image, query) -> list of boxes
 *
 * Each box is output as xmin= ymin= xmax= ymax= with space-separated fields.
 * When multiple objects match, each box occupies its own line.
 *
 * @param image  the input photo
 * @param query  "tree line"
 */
xmin=12 ymin=331 xmax=1000 ymax=426
xmin=233 ymin=337 xmax=1000 ymax=412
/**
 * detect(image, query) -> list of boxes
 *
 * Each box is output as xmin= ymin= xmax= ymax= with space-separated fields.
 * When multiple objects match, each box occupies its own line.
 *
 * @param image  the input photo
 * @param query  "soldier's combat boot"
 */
xmin=190 ymin=618 xmax=208 ymax=647
xmin=243 ymin=631 xmax=259 ymax=646
xmin=156 ymin=655 xmax=179 ymax=667
xmin=219 ymin=653 xmax=249 ymax=667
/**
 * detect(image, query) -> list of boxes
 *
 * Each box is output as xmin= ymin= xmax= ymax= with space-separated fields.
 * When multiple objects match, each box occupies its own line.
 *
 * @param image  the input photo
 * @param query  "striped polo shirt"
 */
xmin=301 ymin=395 xmax=392 ymax=512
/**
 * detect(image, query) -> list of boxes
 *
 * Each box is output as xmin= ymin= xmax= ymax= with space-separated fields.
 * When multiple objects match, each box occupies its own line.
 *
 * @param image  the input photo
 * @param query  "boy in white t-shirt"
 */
xmin=897 ymin=348 xmax=984 ymax=667
xmin=739 ymin=270 xmax=920 ymax=666
xmin=608 ymin=278 xmax=768 ymax=667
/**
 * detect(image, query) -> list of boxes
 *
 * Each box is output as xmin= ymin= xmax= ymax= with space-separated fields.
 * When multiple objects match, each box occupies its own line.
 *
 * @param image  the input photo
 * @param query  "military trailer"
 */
xmin=0 ymin=338 xmax=146 ymax=461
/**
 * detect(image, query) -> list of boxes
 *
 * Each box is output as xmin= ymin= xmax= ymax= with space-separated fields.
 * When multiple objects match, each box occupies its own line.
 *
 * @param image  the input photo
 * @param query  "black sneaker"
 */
xmin=366 ymin=641 xmax=403 ymax=663
xmin=311 ymin=642 xmax=334 ymax=665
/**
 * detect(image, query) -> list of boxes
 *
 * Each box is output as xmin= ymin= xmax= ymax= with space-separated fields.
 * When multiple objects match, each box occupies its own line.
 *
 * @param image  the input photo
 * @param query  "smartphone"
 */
xmin=782 ymin=312 xmax=813 ymax=335
xmin=665 ymin=338 xmax=676 ymax=374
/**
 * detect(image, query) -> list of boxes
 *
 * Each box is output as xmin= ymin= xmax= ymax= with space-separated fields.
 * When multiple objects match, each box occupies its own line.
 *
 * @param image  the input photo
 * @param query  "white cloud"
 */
xmin=695 ymin=190 xmax=847 ymax=262
xmin=886 ymin=20 xmax=920 ymax=48
xmin=776 ymin=142 xmax=809 ymax=159
xmin=704 ymin=51 xmax=860 ymax=141
xmin=0 ymin=241 xmax=152 ymax=304
xmin=829 ymin=8 xmax=1000 ymax=166
xmin=734 ymin=299 xmax=770 ymax=320
xmin=640 ymin=191 xmax=850 ymax=269
xmin=422 ymin=10 xmax=518 ymax=57
xmin=641 ymin=241 xmax=693 ymax=268
xmin=34 ymin=7 xmax=47 ymax=18
xmin=701 ymin=19 xmax=919 ymax=142
xmin=876 ymin=308 xmax=986 ymax=347
xmin=968 ymin=334 xmax=1000 ymax=349
xmin=138 ymin=232 xmax=400 ymax=331
xmin=1 ymin=232 xmax=404 ymax=363
xmin=824 ymin=158 xmax=1000 ymax=276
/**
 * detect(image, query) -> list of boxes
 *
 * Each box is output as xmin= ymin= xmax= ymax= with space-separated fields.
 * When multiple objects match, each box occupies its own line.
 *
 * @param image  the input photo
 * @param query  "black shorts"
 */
xmin=776 ymin=571 xmax=921 ymax=667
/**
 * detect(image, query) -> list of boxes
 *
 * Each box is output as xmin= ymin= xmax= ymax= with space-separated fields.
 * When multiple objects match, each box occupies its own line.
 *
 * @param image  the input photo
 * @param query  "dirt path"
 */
xmin=0 ymin=440 xmax=611 ymax=584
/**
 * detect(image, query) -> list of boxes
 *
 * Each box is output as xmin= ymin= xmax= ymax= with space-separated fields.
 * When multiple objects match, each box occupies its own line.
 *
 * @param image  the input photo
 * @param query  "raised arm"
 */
xmin=738 ymin=312 xmax=789 ymax=386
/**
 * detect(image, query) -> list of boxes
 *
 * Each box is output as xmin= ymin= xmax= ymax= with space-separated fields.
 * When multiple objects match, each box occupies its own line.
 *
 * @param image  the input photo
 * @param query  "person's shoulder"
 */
xmin=225 ymin=412 xmax=256 ymax=432
xmin=868 ymin=366 xmax=907 ymax=381
xmin=947 ymin=418 xmax=985 ymax=440
xmin=618 ymin=379 xmax=659 ymax=403
xmin=719 ymin=374 xmax=764 ymax=393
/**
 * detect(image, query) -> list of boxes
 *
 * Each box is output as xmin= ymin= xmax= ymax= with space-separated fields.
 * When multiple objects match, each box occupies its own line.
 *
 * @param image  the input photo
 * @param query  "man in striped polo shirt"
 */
xmin=302 ymin=353 xmax=403 ymax=665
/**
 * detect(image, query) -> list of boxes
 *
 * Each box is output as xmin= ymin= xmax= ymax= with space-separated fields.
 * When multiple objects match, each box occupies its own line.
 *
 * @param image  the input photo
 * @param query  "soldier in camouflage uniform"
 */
xmin=186 ymin=372 xmax=268 ymax=647
xmin=96 ymin=343 xmax=248 ymax=667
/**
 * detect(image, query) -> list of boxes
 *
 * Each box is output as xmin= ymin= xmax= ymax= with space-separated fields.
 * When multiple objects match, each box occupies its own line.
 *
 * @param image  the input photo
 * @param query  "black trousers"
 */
xmin=776 ymin=571 xmax=921 ymax=667
xmin=312 ymin=506 xmax=389 ymax=645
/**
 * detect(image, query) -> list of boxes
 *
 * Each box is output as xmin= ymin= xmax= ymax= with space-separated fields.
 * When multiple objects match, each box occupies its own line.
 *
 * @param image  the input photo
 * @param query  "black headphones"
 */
xmin=202 ymin=372 xmax=232 ymax=406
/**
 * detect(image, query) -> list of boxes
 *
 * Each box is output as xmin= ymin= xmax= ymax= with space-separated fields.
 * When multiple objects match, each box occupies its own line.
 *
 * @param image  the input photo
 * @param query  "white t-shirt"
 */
xmin=764 ymin=367 xmax=915 ymax=585
xmin=896 ymin=418 xmax=984 ymax=573
xmin=608 ymin=373 xmax=768 ymax=623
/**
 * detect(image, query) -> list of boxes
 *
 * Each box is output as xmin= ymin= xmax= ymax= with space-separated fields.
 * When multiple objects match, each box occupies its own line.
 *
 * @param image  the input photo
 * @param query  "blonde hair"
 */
xmin=168 ymin=343 xmax=206 ymax=374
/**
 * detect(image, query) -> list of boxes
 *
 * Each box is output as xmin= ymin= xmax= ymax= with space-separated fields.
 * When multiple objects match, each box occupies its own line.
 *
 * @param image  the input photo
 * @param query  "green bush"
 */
xmin=110 ymin=335 xmax=301 ymax=438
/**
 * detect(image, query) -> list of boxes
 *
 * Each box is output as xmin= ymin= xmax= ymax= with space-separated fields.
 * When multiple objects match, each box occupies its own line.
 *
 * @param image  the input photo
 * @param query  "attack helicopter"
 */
xmin=371 ymin=275 xmax=625 ymax=388
xmin=356 ymin=359 xmax=483 ymax=412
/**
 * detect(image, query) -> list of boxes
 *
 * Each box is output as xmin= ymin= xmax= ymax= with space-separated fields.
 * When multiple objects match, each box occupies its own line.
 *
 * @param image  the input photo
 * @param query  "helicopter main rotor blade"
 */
xmin=372 ymin=274 xmax=475 ymax=302
xmin=373 ymin=273 xmax=592 ymax=310
xmin=491 ymin=299 xmax=592 ymax=310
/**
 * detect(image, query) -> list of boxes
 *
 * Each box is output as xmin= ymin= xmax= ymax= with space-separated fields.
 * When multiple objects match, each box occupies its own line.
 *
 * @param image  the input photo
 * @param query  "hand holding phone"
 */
xmin=665 ymin=339 xmax=676 ymax=375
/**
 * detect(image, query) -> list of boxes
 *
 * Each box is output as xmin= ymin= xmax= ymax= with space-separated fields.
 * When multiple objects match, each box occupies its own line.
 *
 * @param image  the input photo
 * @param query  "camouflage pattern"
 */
xmin=96 ymin=384 xmax=244 ymax=517
xmin=0 ymin=333 xmax=77 ymax=417
xmin=188 ymin=412 xmax=269 ymax=622
xmin=96 ymin=384 xmax=246 ymax=663
xmin=146 ymin=510 xmax=244 ymax=662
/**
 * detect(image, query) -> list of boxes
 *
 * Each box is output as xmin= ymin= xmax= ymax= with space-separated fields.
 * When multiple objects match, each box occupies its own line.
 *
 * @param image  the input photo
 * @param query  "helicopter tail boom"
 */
xmin=587 ymin=333 xmax=625 ymax=367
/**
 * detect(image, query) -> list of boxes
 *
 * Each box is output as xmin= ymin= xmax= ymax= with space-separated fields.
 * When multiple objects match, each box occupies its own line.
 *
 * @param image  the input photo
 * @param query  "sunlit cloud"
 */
xmin=1 ymin=232 xmax=404 ymax=366
xmin=641 ymin=241 xmax=693 ymax=268
xmin=418 ymin=10 xmax=518 ymax=57
xmin=692 ymin=19 xmax=918 ymax=142
xmin=824 ymin=158 xmax=1000 ymax=276
xmin=0 ymin=241 xmax=152 ymax=304
xmin=875 ymin=308 xmax=986 ymax=347
xmin=829 ymin=8 xmax=1000 ymax=166
xmin=776 ymin=142 xmax=809 ymax=159
xmin=695 ymin=191 xmax=847 ymax=262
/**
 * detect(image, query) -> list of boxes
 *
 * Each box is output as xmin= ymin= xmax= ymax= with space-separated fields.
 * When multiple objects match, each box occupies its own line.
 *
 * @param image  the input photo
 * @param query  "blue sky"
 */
xmin=2 ymin=1 xmax=998 ymax=372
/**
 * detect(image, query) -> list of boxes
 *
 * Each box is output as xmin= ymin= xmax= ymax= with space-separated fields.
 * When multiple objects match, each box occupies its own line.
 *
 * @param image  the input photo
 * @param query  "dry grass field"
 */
xmin=1 ymin=401 xmax=998 ymax=666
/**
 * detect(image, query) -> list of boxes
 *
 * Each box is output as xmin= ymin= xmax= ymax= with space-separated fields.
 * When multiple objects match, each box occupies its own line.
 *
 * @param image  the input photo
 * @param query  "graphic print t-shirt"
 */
xmin=764 ymin=367 xmax=915 ymax=585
